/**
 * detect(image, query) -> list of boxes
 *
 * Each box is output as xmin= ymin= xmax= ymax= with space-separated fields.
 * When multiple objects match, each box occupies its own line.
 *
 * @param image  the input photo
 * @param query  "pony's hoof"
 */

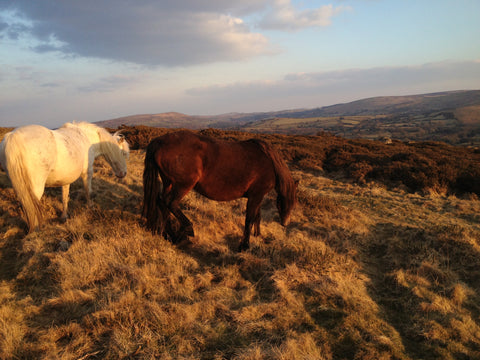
xmin=172 ymin=228 xmax=193 ymax=244
xmin=238 ymin=242 xmax=249 ymax=252
xmin=60 ymin=216 xmax=68 ymax=223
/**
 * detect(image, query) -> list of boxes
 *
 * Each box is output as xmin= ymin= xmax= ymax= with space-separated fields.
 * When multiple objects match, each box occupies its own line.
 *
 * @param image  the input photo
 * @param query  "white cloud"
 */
xmin=260 ymin=0 xmax=351 ymax=31
xmin=0 ymin=0 xmax=272 ymax=66
xmin=0 ymin=0 xmax=350 ymax=66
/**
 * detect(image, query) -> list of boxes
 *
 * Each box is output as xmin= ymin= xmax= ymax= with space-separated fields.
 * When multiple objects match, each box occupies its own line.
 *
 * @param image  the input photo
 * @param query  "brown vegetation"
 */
xmin=0 ymin=127 xmax=14 ymax=140
xmin=1 ymin=127 xmax=480 ymax=359
xmin=118 ymin=125 xmax=480 ymax=196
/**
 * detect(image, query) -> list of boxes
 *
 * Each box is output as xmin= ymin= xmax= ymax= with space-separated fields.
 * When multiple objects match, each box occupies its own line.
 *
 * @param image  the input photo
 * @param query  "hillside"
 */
xmin=96 ymin=112 xmax=212 ymax=129
xmin=1 ymin=127 xmax=480 ymax=359
xmin=97 ymin=90 xmax=480 ymax=146
xmin=277 ymin=90 xmax=480 ymax=117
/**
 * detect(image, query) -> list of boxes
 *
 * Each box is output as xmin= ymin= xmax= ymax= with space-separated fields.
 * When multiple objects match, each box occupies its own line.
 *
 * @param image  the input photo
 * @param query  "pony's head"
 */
xmin=113 ymin=131 xmax=130 ymax=159
xmin=97 ymin=128 xmax=130 ymax=179
xmin=276 ymin=179 xmax=298 ymax=226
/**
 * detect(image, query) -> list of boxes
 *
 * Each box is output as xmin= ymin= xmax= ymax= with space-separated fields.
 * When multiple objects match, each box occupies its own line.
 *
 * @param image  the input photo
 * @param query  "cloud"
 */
xmin=40 ymin=82 xmax=60 ymax=88
xmin=260 ymin=0 xmax=351 ymax=31
xmin=0 ymin=0 xmax=348 ymax=66
xmin=0 ymin=0 xmax=272 ymax=66
xmin=77 ymin=75 xmax=140 ymax=93
xmin=0 ymin=9 xmax=31 ymax=40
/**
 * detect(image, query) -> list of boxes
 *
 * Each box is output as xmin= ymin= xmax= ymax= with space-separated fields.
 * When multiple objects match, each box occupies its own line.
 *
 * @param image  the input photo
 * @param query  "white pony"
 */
xmin=0 ymin=121 xmax=130 ymax=232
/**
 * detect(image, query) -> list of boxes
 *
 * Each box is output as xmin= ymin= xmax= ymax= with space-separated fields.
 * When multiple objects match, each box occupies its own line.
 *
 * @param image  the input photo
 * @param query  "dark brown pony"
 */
xmin=142 ymin=130 xmax=297 ymax=251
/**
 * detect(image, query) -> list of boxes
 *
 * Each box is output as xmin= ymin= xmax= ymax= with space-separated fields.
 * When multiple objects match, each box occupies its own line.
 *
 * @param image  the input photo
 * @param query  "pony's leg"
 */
xmin=253 ymin=211 xmax=261 ymax=237
xmin=239 ymin=196 xmax=263 ymax=251
xmin=60 ymin=185 xmax=70 ymax=221
xmin=147 ymin=181 xmax=172 ymax=237
xmin=164 ymin=185 xmax=195 ymax=243
xmin=171 ymin=206 xmax=194 ymax=240
xmin=154 ymin=194 xmax=171 ymax=237
xmin=82 ymin=170 xmax=93 ymax=206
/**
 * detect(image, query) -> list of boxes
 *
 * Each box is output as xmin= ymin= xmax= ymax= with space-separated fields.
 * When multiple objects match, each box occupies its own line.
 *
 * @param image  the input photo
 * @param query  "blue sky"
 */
xmin=1 ymin=0 xmax=479 ymax=128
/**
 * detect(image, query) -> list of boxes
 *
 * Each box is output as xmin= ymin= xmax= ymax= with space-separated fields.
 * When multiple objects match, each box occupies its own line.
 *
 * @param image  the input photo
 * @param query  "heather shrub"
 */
xmin=120 ymin=126 xmax=480 ymax=196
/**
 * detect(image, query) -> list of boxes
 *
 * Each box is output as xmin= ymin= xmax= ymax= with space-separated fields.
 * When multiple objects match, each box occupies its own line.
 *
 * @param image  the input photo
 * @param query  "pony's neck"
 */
xmin=89 ymin=142 xmax=105 ymax=158
xmin=76 ymin=126 xmax=114 ymax=160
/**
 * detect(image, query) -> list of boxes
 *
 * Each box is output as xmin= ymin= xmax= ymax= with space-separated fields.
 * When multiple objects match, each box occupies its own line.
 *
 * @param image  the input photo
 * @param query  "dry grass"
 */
xmin=1 ymin=134 xmax=480 ymax=359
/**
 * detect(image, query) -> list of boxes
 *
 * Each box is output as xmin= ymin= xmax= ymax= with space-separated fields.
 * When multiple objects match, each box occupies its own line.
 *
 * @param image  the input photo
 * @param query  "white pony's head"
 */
xmin=113 ymin=131 xmax=130 ymax=159
xmin=99 ymin=129 xmax=130 ymax=178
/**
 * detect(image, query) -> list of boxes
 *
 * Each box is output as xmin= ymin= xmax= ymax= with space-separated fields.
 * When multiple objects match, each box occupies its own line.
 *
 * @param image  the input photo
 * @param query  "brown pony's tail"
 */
xmin=142 ymin=138 xmax=164 ymax=234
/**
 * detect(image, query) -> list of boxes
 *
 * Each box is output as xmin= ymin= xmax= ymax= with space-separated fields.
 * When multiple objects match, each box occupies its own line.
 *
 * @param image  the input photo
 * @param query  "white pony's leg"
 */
xmin=61 ymin=185 xmax=70 ymax=221
xmin=82 ymin=169 xmax=93 ymax=206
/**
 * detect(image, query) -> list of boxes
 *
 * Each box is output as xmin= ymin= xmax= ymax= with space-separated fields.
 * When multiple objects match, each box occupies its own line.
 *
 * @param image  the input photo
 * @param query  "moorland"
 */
xmin=97 ymin=90 xmax=480 ymax=147
xmin=0 ymin=125 xmax=480 ymax=359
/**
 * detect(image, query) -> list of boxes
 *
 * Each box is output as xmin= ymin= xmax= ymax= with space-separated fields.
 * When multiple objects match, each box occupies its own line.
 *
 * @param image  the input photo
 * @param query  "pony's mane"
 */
xmin=61 ymin=121 xmax=100 ymax=132
xmin=250 ymin=139 xmax=297 ymax=212
xmin=61 ymin=121 xmax=129 ymax=160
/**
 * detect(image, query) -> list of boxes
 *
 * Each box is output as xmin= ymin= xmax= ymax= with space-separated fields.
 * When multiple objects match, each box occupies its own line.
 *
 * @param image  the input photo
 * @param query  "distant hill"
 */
xmin=97 ymin=90 xmax=480 ymax=146
xmin=274 ymin=90 xmax=480 ymax=117
xmin=96 ymin=112 xmax=212 ymax=129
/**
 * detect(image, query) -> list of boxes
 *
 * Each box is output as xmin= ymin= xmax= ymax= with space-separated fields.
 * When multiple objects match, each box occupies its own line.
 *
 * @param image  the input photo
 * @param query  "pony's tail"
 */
xmin=142 ymin=138 xmax=164 ymax=234
xmin=4 ymin=133 xmax=43 ymax=232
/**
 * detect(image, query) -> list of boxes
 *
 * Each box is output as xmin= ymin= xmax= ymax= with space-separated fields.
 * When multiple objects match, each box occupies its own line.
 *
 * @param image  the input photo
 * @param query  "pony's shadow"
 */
xmin=351 ymin=221 xmax=480 ymax=359
xmin=167 ymin=195 xmax=287 ymax=268
xmin=44 ymin=176 xmax=143 ymax=222
xmin=0 ymin=232 xmax=25 ymax=281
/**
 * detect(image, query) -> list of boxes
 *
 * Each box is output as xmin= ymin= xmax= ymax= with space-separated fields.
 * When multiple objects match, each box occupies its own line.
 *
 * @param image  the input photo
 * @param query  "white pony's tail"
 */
xmin=4 ymin=133 xmax=43 ymax=232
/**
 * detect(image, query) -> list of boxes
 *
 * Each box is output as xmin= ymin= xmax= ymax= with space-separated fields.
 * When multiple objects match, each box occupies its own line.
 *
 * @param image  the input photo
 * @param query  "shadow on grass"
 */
xmin=361 ymin=222 xmax=480 ymax=360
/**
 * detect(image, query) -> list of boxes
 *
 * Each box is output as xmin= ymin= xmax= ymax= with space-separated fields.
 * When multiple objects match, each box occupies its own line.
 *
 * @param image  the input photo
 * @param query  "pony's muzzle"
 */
xmin=116 ymin=171 xmax=127 ymax=178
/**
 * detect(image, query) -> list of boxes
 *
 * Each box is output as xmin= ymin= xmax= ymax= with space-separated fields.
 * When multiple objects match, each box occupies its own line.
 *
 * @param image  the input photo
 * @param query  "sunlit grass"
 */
xmin=0 ymin=142 xmax=479 ymax=359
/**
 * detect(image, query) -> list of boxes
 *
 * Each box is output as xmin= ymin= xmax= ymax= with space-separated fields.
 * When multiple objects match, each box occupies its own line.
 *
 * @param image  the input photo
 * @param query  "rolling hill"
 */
xmin=96 ymin=112 xmax=212 ymax=129
xmin=96 ymin=90 xmax=480 ymax=146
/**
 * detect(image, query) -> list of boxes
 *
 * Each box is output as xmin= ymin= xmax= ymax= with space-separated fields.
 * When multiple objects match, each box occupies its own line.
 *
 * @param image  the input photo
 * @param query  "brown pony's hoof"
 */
xmin=238 ymin=242 xmax=249 ymax=252
xmin=172 ymin=227 xmax=194 ymax=244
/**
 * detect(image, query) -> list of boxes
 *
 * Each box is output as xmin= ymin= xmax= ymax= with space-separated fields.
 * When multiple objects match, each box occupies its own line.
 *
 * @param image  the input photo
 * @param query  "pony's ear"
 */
xmin=114 ymin=131 xmax=125 ymax=144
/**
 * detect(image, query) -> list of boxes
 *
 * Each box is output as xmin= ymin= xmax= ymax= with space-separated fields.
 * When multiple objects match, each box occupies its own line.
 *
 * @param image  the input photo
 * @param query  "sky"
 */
xmin=1 ymin=0 xmax=479 ymax=128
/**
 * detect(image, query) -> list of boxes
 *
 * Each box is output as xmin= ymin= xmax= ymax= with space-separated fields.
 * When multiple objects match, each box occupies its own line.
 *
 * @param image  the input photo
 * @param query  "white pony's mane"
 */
xmin=61 ymin=121 xmax=108 ymax=141
xmin=61 ymin=121 xmax=129 ymax=161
